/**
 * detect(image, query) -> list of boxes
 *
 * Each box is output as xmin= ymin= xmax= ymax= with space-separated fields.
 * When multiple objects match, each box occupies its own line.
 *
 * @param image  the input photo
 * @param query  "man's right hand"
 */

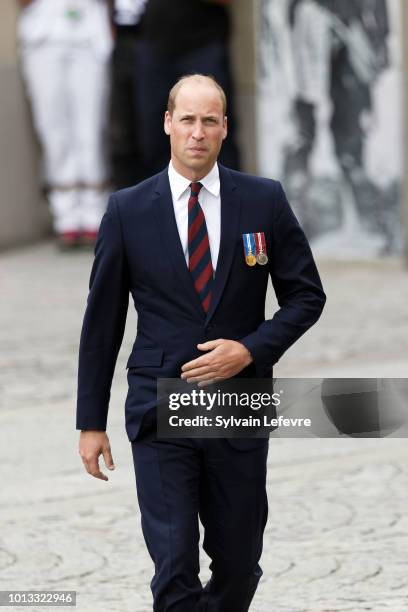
xmin=79 ymin=430 xmax=115 ymax=481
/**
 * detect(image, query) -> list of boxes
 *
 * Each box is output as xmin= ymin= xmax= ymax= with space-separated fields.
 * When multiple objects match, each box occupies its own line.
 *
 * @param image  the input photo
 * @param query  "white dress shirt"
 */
xmin=168 ymin=161 xmax=221 ymax=271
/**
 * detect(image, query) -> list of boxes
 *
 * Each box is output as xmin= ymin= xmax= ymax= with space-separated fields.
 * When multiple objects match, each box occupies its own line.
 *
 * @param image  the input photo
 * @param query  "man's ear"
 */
xmin=164 ymin=111 xmax=171 ymax=135
xmin=222 ymin=115 xmax=228 ymax=141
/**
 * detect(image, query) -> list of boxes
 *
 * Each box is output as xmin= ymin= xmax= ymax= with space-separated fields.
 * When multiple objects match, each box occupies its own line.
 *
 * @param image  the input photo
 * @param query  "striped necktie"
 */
xmin=188 ymin=182 xmax=213 ymax=313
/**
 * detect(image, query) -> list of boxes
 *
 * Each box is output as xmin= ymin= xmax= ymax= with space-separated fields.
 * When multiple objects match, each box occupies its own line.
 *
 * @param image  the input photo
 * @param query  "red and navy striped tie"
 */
xmin=188 ymin=182 xmax=213 ymax=313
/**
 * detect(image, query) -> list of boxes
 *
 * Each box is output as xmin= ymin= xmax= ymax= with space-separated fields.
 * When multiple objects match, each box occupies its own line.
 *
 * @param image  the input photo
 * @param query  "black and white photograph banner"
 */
xmin=257 ymin=0 xmax=402 ymax=257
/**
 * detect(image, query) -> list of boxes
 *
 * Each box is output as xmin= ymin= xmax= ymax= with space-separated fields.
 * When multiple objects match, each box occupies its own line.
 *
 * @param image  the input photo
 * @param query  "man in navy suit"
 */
xmin=77 ymin=74 xmax=326 ymax=611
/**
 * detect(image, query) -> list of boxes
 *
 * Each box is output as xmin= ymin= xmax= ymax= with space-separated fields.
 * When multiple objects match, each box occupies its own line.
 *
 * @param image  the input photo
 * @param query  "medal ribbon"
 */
xmin=243 ymin=233 xmax=255 ymax=257
xmin=255 ymin=232 xmax=266 ymax=256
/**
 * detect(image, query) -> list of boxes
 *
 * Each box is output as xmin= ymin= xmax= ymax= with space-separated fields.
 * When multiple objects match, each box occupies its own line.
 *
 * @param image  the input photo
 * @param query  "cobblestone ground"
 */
xmin=0 ymin=243 xmax=407 ymax=612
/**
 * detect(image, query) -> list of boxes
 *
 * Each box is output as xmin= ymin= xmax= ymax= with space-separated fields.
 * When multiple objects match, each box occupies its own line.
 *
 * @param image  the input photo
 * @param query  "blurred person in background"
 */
xmin=109 ymin=0 xmax=148 ymax=189
xmin=134 ymin=0 xmax=241 ymax=179
xmin=17 ymin=0 xmax=113 ymax=249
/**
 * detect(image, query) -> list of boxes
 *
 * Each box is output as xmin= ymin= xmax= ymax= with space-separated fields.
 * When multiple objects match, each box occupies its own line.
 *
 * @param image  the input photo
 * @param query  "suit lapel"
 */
xmin=151 ymin=169 xmax=205 ymax=317
xmin=205 ymin=164 xmax=240 ymax=323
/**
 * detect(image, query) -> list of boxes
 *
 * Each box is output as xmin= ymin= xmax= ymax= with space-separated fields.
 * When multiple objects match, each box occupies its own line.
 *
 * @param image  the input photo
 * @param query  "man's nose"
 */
xmin=192 ymin=122 xmax=204 ymax=139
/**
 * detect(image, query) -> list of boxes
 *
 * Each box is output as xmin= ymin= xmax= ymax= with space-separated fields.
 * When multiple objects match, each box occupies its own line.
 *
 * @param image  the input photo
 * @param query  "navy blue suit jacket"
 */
xmin=76 ymin=164 xmax=326 ymax=442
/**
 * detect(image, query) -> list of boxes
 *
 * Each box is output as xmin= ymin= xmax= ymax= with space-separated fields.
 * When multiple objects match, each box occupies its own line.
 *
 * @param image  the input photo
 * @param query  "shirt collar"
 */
xmin=168 ymin=161 xmax=220 ymax=201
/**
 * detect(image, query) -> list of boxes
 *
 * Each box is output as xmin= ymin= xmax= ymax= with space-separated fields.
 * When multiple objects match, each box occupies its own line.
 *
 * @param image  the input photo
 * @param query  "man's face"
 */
xmin=164 ymin=80 xmax=228 ymax=180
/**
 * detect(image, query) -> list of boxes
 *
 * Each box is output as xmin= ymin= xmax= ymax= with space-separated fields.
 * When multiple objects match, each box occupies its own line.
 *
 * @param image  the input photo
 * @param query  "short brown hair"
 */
xmin=167 ymin=74 xmax=227 ymax=116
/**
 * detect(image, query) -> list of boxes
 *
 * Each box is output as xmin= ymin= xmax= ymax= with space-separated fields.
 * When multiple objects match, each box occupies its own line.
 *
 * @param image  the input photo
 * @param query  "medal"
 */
xmin=255 ymin=232 xmax=268 ymax=265
xmin=257 ymin=252 xmax=268 ymax=265
xmin=65 ymin=1 xmax=82 ymax=21
xmin=246 ymin=253 xmax=257 ymax=266
xmin=65 ymin=8 xmax=82 ymax=20
xmin=243 ymin=233 xmax=257 ymax=267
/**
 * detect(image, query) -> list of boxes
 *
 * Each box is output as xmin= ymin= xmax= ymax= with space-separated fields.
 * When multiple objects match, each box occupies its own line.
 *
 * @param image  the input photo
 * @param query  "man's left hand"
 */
xmin=181 ymin=339 xmax=253 ymax=384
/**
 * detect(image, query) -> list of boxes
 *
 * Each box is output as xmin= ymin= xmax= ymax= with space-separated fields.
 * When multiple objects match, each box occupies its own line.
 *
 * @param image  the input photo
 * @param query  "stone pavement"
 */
xmin=0 ymin=242 xmax=407 ymax=612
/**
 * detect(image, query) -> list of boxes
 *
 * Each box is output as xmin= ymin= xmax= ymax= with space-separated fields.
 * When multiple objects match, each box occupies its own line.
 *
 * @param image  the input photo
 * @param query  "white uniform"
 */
xmin=18 ymin=0 xmax=113 ymax=234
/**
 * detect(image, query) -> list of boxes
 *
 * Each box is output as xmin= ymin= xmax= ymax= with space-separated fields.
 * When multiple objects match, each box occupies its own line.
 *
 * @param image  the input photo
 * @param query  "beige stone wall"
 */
xmin=0 ymin=2 xmax=50 ymax=250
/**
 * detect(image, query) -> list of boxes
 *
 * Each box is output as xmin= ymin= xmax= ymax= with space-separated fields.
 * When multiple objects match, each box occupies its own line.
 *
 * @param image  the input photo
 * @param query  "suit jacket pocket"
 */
xmin=126 ymin=348 xmax=164 ymax=369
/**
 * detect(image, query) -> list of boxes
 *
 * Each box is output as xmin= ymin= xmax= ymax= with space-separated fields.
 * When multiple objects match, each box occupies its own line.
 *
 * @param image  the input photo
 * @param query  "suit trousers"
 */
xmin=131 ymin=435 xmax=269 ymax=612
xmin=110 ymin=26 xmax=147 ymax=190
